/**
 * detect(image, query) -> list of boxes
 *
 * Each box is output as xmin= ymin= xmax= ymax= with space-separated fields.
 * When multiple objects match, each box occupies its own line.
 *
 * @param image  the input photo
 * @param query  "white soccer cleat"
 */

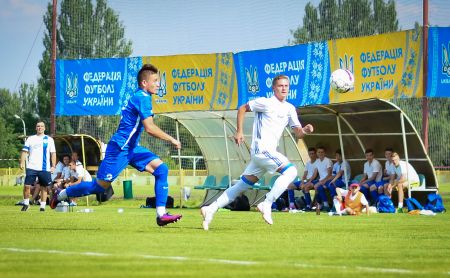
xmin=257 ymin=202 xmax=273 ymax=225
xmin=201 ymin=206 xmax=215 ymax=231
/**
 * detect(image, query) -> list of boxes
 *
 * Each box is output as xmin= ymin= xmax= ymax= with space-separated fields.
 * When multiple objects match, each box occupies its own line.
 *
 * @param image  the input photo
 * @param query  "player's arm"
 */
xmin=292 ymin=124 xmax=314 ymax=139
xmin=19 ymin=151 xmax=27 ymax=170
xmin=142 ymin=116 xmax=181 ymax=149
xmin=359 ymin=174 xmax=368 ymax=184
xmin=51 ymin=152 xmax=56 ymax=173
xmin=234 ymin=103 xmax=251 ymax=145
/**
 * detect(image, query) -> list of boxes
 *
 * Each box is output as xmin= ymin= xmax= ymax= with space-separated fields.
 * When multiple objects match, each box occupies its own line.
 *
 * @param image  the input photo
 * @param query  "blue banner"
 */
xmin=234 ymin=43 xmax=330 ymax=107
xmin=56 ymin=57 xmax=142 ymax=115
xmin=427 ymin=27 xmax=450 ymax=97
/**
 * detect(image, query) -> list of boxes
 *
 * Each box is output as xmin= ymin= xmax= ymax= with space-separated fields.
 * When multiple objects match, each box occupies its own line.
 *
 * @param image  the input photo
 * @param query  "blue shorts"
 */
xmin=363 ymin=180 xmax=385 ymax=187
xmin=329 ymin=179 xmax=347 ymax=188
xmin=24 ymin=169 xmax=52 ymax=187
xmin=97 ymin=141 xmax=159 ymax=182
xmin=293 ymin=179 xmax=318 ymax=189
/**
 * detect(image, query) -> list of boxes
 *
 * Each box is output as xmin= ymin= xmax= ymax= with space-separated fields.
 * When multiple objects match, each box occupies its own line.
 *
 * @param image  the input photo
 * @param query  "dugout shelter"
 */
xmin=53 ymin=134 xmax=102 ymax=174
xmin=168 ymin=98 xmax=437 ymax=206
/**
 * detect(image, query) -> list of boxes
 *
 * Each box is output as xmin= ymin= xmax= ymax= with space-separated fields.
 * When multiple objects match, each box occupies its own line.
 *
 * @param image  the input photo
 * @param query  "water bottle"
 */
xmin=78 ymin=208 xmax=93 ymax=213
xmin=316 ymin=205 xmax=320 ymax=215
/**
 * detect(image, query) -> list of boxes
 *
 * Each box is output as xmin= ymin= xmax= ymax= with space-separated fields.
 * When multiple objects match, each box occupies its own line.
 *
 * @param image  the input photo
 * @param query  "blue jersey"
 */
xmin=110 ymin=89 xmax=154 ymax=149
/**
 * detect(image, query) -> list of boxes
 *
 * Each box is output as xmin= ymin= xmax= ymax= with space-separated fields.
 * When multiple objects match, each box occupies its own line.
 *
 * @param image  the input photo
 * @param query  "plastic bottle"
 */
xmin=78 ymin=208 xmax=94 ymax=213
xmin=316 ymin=205 xmax=320 ymax=215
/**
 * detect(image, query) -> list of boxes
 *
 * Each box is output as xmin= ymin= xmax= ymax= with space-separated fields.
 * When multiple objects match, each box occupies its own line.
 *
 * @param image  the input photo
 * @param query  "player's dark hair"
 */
xmin=272 ymin=75 xmax=289 ymax=86
xmin=138 ymin=64 xmax=158 ymax=85
xmin=335 ymin=149 xmax=341 ymax=155
xmin=385 ymin=147 xmax=394 ymax=152
xmin=365 ymin=148 xmax=374 ymax=154
xmin=307 ymin=147 xmax=316 ymax=152
xmin=317 ymin=146 xmax=326 ymax=151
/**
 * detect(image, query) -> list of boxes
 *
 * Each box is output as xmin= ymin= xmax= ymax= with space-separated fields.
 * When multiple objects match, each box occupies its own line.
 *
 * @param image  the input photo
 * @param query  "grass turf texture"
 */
xmin=0 ymin=184 xmax=449 ymax=277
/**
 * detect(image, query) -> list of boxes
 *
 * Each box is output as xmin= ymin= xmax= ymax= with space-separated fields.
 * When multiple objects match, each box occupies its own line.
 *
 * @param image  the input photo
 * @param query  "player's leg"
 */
xmin=369 ymin=184 xmax=379 ymax=205
xmin=201 ymin=161 xmax=261 ymax=230
xmin=359 ymin=182 xmax=370 ymax=201
xmin=258 ymin=151 xmax=298 ymax=225
xmin=397 ymin=182 xmax=406 ymax=212
xmin=130 ymin=146 xmax=181 ymax=226
xmin=287 ymin=180 xmax=301 ymax=209
xmin=51 ymin=143 xmax=124 ymax=208
xmin=302 ymin=182 xmax=314 ymax=211
xmin=21 ymin=169 xmax=37 ymax=211
xmin=37 ymin=171 xmax=52 ymax=211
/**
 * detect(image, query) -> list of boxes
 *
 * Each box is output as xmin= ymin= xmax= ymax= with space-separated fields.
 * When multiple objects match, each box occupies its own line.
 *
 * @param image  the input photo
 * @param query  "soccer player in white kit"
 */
xmin=200 ymin=75 xmax=314 ymax=230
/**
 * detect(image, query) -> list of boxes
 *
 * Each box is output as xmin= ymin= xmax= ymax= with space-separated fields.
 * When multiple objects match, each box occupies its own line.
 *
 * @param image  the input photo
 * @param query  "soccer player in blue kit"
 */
xmin=51 ymin=64 xmax=182 ymax=226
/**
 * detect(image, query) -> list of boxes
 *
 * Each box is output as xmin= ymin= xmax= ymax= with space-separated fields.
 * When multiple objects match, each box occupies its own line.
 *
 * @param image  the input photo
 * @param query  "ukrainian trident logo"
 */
xmin=442 ymin=42 xmax=450 ymax=77
xmin=66 ymin=73 xmax=78 ymax=99
xmin=245 ymin=66 xmax=259 ymax=95
xmin=157 ymin=71 xmax=167 ymax=98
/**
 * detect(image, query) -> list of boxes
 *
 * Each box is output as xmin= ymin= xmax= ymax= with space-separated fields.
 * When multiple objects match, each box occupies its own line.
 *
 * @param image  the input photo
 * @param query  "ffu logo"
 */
xmin=339 ymin=54 xmax=354 ymax=73
xmin=245 ymin=66 xmax=259 ymax=95
xmin=442 ymin=42 xmax=450 ymax=77
xmin=66 ymin=73 xmax=78 ymax=99
xmin=157 ymin=71 xmax=167 ymax=98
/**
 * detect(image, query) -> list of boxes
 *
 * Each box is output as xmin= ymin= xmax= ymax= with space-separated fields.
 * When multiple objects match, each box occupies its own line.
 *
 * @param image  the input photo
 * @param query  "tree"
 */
xmin=0 ymin=89 xmax=23 ymax=167
xmin=290 ymin=0 xmax=399 ymax=44
xmin=38 ymin=0 xmax=133 ymax=132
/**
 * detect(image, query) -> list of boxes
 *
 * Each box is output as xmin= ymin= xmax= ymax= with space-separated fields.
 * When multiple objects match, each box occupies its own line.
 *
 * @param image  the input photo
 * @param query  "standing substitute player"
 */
xmin=20 ymin=121 xmax=56 ymax=211
xmin=200 ymin=75 xmax=314 ymax=230
xmin=51 ymin=64 xmax=182 ymax=226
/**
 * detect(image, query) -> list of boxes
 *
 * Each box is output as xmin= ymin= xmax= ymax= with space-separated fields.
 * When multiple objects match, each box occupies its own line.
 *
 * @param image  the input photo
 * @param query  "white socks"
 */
xmin=23 ymin=199 xmax=29 ymax=206
xmin=40 ymin=202 xmax=46 ymax=209
xmin=265 ymin=166 xmax=297 ymax=203
xmin=214 ymin=180 xmax=251 ymax=208
xmin=57 ymin=189 xmax=68 ymax=201
xmin=156 ymin=206 xmax=166 ymax=217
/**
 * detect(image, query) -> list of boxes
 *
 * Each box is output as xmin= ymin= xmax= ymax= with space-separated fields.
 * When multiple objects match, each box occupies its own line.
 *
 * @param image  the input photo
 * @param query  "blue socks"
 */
xmin=370 ymin=189 xmax=379 ymax=204
xmin=153 ymin=163 xmax=169 ymax=207
xmin=288 ymin=190 xmax=295 ymax=204
xmin=65 ymin=179 xmax=105 ymax=197
xmin=304 ymin=192 xmax=312 ymax=207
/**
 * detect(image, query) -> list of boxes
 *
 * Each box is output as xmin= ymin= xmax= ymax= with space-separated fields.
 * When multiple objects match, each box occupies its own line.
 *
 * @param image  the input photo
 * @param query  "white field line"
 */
xmin=1 ymin=247 xmax=448 ymax=275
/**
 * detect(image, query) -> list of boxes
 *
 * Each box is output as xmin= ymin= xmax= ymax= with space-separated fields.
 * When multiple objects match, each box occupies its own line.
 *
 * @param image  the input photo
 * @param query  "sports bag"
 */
xmin=377 ymin=195 xmax=395 ymax=213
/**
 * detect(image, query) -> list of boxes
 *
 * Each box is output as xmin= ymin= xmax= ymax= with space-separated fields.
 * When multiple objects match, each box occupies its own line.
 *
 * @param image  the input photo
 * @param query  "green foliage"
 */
xmin=38 ymin=0 xmax=133 ymax=129
xmin=290 ymin=0 xmax=399 ymax=44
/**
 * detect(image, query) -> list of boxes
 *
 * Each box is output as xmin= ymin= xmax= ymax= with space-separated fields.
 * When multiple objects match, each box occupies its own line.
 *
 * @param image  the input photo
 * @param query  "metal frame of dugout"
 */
xmin=172 ymin=98 xmax=438 ymax=207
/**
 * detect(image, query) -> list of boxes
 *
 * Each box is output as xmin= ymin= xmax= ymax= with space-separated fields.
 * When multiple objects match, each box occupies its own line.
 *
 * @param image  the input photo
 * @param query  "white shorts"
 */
xmin=242 ymin=151 xmax=289 ymax=178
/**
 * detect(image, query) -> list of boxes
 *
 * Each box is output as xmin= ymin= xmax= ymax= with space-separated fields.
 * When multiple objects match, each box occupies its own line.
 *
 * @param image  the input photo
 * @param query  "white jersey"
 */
xmin=23 ymin=134 xmax=56 ymax=171
xmin=70 ymin=166 xmax=92 ymax=182
xmin=62 ymin=166 xmax=71 ymax=180
xmin=51 ymin=161 xmax=65 ymax=181
xmin=394 ymin=161 xmax=419 ymax=183
xmin=304 ymin=160 xmax=318 ymax=180
xmin=385 ymin=160 xmax=395 ymax=176
xmin=332 ymin=160 xmax=351 ymax=183
xmin=363 ymin=159 xmax=383 ymax=182
xmin=316 ymin=157 xmax=333 ymax=181
xmin=248 ymin=96 xmax=301 ymax=155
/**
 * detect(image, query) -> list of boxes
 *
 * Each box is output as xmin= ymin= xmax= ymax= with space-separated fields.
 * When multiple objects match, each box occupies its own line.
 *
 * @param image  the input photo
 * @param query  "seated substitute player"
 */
xmin=381 ymin=147 xmax=395 ymax=196
xmin=308 ymin=146 xmax=333 ymax=210
xmin=51 ymin=64 xmax=182 ymax=226
xmin=331 ymin=183 xmax=369 ymax=216
xmin=200 ymin=75 xmax=314 ymax=230
xmin=327 ymin=149 xmax=351 ymax=198
xmin=387 ymin=152 xmax=420 ymax=213
xmin=286 ymin=147 xmax=318 ymax=211
xmin=359 ymin=148 xmax=383 ymax=205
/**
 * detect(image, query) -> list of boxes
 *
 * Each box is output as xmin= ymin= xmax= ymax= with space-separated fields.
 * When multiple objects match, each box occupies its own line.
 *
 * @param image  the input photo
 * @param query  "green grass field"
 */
xmin=0 ymin=183 xmax=449 ymax=277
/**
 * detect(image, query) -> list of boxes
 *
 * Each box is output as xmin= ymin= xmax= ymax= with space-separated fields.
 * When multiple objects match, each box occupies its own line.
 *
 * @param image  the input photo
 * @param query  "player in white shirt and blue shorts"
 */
xmin=359 ymin=149 xmax=384 ymax=205
xmin=19 ymin=121 xmax=56 ymax=211
xmin=200 ymin=75 xmax=314 ymax=230
xmin=311 ymin=146 xmax=333 ymax=210
xmin=328 ymin=149 xmax=351 ymax=199
xmin=287 ymin=147 xmax=318 ymax=211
